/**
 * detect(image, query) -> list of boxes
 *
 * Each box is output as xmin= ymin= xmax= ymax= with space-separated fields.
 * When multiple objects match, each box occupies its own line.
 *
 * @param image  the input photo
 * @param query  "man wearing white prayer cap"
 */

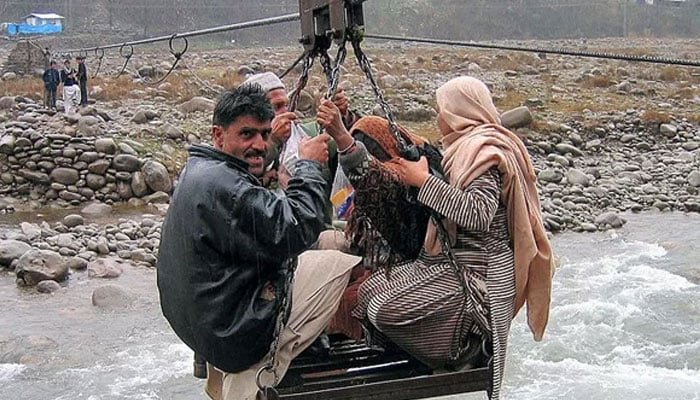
xmin=241 ymin=72 xmax=359 ymax=224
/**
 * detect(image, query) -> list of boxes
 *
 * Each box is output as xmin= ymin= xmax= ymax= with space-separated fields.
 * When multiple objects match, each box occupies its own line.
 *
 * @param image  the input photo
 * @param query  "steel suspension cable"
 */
xmin=365 ymin=33 xmax=700 ymax=68
xmin=60 ymin=13 xmax=300 ymax=54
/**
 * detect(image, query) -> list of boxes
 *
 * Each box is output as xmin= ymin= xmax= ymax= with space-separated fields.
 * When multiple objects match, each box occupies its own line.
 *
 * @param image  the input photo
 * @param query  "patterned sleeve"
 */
xmin=338 ymin=141 xmax=372 ymax=180
xmin=417 ymin=168 xmax=501 ymax=232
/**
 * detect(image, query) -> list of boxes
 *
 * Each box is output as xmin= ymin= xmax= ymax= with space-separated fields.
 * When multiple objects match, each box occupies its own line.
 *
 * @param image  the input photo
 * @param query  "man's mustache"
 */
xmin=244 ymin=149 xmax=265 ymax=158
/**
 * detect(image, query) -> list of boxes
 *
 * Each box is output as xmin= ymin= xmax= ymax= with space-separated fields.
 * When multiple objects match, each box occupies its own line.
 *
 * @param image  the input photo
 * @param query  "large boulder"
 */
xmin=15 ymin=250 xmax=69 ymax=286
xmin=112 ymin=154 xmax=142 ymax=172
xmin=141 ymin=160 xmax=172 ymax=193
xmin=0 ymin=240 xmax=32 ymax=267
xmin=501 ymin=106 xmax=533 ymax=129
xmin=50 ymin=168 xmax=80 ymax=185
xmin=177 ymin=97 xmax=215 ymax=114
xmin=92 ymin=285 xmax=136 ymax=310
xmin=594 ymin=212 xmax=626 ymax=229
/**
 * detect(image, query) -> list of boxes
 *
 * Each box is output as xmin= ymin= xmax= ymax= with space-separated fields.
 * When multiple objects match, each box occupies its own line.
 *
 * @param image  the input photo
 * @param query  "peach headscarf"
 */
xmin=424 ymin=76 xmax=554 ymax=341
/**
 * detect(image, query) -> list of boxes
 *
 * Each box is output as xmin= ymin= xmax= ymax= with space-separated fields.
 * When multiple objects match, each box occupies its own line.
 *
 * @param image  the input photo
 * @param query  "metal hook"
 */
xmin=117 ymin=43 xmax=133 ymax=77
xmin=148 ymin=35 xmax=189 ymax=85
xmin=169 ymin=34 xmax=189 ymax=57
xmin=92 ymin=48 xmax=105 ymax=79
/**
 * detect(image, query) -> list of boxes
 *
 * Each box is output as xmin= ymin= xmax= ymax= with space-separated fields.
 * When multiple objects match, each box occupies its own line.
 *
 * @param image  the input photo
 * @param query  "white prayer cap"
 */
xmin=242 ymin=72 xmax=285 ymax=94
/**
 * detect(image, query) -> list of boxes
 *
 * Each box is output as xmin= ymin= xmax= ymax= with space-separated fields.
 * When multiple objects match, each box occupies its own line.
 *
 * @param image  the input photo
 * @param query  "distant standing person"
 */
xmin=76 ymin=56 xmax=88 ymax=107
xmin=60 ymin=59 xmax=80 ymax=114
xmin=42 ymin=60 xmax=60 ymax=110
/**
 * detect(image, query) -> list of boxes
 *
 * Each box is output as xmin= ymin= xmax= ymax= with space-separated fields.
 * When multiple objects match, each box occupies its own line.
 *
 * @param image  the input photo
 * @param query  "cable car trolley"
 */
xmin=248 ymin=1 xmax=493 ymax=399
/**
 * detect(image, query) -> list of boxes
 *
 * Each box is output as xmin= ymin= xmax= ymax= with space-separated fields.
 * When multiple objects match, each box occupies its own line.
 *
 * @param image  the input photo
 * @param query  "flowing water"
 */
xmin=1 ymin=212 xmax=698 ymax=400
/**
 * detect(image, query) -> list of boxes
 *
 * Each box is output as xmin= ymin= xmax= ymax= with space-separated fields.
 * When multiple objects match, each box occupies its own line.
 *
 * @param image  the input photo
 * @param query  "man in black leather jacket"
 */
xmin=157 ymin=84 xmax=359 ymax=400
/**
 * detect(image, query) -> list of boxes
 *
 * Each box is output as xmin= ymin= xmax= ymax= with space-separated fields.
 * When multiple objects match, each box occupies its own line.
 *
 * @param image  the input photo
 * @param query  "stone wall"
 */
xmin=0 ymin=97 xmax=173 ymax=207
xmin=3 ymin=41 xmax=48 ymax=76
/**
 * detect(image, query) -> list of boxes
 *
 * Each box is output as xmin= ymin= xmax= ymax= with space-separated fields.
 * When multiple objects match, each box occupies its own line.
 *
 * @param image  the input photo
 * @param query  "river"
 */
xmin=1 ymin=212 xmax=698 ymax=400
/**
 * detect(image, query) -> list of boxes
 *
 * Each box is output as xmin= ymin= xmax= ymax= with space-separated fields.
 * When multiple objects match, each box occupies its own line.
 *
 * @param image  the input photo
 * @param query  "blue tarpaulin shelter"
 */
xmin=5 ymin=13 xmax=64 ymax=36
xmin=6 ymin=23 xmax=62 ymax=36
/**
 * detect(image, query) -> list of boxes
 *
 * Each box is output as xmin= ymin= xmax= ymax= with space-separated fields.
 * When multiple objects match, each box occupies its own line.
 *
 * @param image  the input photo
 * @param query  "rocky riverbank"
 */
xmin=0 ymin=37 xmax=698 ymax=293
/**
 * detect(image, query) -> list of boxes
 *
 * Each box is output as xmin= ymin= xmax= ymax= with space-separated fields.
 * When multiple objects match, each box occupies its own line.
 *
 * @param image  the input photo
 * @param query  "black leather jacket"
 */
xmin=157 ymin=144 xmax=327 ymax=373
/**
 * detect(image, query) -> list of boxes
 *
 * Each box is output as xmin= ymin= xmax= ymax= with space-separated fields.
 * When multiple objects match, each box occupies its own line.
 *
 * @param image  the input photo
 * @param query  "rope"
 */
xmin=365 ymin=33 xmax=700 ymax=68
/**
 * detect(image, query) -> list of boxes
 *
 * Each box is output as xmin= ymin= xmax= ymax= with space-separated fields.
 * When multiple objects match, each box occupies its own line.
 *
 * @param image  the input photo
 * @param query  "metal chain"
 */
xmin=319 ymin=50 xmax=334 ymax=86
xmin=92 ymin=48 xmax=105 ymax=79
xmin=325 ymin=39 xmax=348 ymax=100
xmin=350 ymin=38 xmax=416 ymax=158
xmin=288 ymin=52 xmax=315 ymax=113
xmin=255 ymin=258 xmax=298 ymax=397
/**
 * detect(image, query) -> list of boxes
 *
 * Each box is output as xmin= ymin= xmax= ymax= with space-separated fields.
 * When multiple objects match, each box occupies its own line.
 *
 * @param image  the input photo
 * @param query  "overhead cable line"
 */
xmin=365 ymin=33 xmax=700 ymax=68
xmin=60 ymin=13 xmax=300 ymax=54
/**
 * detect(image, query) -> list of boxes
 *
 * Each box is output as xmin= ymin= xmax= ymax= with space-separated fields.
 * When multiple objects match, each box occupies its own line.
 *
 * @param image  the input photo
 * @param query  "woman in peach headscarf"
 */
xmin=317 ymin=76 xmax=554 ymax=399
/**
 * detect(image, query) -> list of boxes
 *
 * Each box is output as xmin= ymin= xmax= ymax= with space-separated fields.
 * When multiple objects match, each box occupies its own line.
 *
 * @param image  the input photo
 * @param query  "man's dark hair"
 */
xmin=213 ymin=84 xmax=274 ymax=128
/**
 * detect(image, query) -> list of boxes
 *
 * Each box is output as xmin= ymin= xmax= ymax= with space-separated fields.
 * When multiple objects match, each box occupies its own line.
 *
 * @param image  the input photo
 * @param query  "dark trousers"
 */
xmin=44 ymin=87 xmax=57 ymax=109
xmin=79 ymin=80 xmax=88 ymax=106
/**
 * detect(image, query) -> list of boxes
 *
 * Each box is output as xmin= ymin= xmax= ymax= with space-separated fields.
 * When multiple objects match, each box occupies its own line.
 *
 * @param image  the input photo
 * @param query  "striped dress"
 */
xmin=340 ymin=144 xmax=515 ymax=400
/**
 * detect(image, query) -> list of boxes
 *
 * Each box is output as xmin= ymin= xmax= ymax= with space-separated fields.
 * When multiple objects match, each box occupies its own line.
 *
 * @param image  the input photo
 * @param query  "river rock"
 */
xmin=91 ymin=285 xmax=136 ymax=310
xmin=62 ymin=214 xmax=84 ymax=228
xmin=162 ymin=123 xmax=184 ymax=140
xmin=87 ymin=159 xmax=110 ymax=175
xmin=131 ymin=110 xmax=149 ymax=124
xmin=20 ymin=222 xmax=41 ymax=241
xmin=538 ymin=169 xmax=563 ymax=183
xmin=0 ymin=135 xmax=15 ymax=154
xmin=65 ymin=256 xmax=88 ymax=270
xmin=112 ymin=154 xmax=141 ymax=172
xmin=659 ymin=124 xmax=677 ymax=138
xmin=86 ymin=174 xmax=107 ymax=190
xmin=81 ymin=202 xmax=113 ymax=216
xmin=554 ymin=143 xmax=584 ymax=157
xmin=94 ymin=138 xmax=117 ymax=154
xmin=594 ymin=212 xmax=626 ymax=229
xmin=87 ymin=258 xmax=123 ymax=279
xmin=36 ymin=280 xmax=61 ymax=294
xmin=77 ymin=116 xmax=100 ymax=135
xmin=142 ymin=191 xmax=170 ymax=204
xmin=141 ymin=161 xmax=172 ymax=193
xmin=18 ymin=169 xmax=50 ymax=184
xmin=177 ymin=97 xmax=215 ymax=114
xmin=0 ymin=240 xmax=32 ymax=267
xmin=0 ymin=335 xmax=57 ymax=364
xmin=131 ymin=171 xmax=149 ymax=197
xmin=15 ymin=250 xmax=69 ymax=286
xmin=688 ymin=171 xmax=700 ymax=187
xmin=566 ymin=169 xmax=591 ymax=187
xmin=0 ymin=95 xmax=18 ymax=111
xmin=50 ymin=168 xmax=80 ymax=185
xmin=501 ymin=106 xmax=533 ymax=129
